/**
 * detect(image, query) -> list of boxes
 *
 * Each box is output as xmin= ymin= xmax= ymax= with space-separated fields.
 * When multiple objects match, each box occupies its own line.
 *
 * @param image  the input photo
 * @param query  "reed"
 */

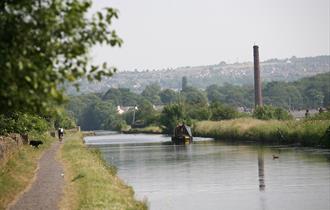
xmin=194 ymin=118 xmax=330 ymax=148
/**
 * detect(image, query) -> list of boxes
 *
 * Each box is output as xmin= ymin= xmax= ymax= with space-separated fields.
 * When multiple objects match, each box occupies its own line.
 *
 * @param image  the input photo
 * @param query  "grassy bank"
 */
xmin=194 ymin=118 xmax=330 ymax=148
xmin=60 ymin=132 xmax=147 ymax=210
xmin=0 ymin=133 xmax=54 ymax=209
xmin=123 ymin=126 xmax=163 ymax=134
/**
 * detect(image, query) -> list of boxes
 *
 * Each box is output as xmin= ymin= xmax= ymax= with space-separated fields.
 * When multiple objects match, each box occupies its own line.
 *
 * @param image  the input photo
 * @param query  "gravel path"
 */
xmin=9 ymin=141 xmax=64 ymax=210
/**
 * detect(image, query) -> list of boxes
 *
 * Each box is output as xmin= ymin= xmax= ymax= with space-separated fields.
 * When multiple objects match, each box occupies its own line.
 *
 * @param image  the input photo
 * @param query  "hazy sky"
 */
xmin=90 ymin=0 xmax=329 ymax=71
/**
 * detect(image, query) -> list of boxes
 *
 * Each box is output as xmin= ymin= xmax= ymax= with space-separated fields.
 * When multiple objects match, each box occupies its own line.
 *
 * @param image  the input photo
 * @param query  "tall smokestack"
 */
xmin=253 ymin=45 xmax=263 ymax=107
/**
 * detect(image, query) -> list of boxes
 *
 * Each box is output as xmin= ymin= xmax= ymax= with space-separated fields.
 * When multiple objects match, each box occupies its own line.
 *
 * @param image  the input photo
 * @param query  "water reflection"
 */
xmin=258 ymin=148 xmax=266 ymax=191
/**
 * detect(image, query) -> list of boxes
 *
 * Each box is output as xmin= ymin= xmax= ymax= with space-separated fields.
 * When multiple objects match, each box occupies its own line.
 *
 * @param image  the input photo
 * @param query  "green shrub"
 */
xmin=54 ymin=110 xmax=76 ymax=129
xmin=0 ymin=113 xmax=49 ymax=135
xmin=210 ymin=102 xmax=238 ymax=120
xmin=253 ymin=105 xmax=292 ymax=120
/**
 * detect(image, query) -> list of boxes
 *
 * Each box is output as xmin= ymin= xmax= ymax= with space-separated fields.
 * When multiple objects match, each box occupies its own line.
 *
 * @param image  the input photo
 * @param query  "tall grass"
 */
xmin=124 ymin=125 xmax=163 ymax=134
xmin=60 ymin=132 xmax=147 ymax=210
xmin=194 ymin=118 xmax=330 ymax=148
xmin=0 ymin=133 xmax=54 ymax=209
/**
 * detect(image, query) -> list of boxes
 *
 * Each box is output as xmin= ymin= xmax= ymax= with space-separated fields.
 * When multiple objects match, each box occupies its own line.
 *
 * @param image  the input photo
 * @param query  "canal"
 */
xmin=84 ymin=133 xmax=330 ymax=210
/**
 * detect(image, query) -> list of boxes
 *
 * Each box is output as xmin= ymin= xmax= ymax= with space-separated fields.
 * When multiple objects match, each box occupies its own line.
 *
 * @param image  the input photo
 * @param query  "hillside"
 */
xmin=67 ymin=55 xmax=330 ymax=94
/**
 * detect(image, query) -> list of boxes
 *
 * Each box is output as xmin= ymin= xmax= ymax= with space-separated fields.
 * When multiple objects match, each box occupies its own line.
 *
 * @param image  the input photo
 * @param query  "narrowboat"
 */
xmin=171 ymin=124 xmax=193 ymax=144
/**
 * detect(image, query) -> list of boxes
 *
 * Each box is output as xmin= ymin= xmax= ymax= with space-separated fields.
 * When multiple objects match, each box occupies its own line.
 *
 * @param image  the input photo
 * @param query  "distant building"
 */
xmin=116 ymin=106 xmax=137 ymax=115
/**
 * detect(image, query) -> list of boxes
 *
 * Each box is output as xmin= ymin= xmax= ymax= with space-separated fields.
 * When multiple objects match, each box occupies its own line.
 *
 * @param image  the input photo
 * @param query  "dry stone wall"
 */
xmin=0 ymin=133 xmax=27 ymax=165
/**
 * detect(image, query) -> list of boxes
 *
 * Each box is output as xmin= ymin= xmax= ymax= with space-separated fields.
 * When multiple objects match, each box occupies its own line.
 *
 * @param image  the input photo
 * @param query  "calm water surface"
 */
xmin=85 ymin=134 xmax=330 ymax=210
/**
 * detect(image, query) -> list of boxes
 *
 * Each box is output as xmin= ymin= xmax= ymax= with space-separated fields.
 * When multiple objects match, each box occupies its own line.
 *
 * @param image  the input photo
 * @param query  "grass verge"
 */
xmin=0 ymin=133 xmax=54 ymax=209
xmin=194 ymin=118 xmax=330 ymax=148
xmin=60 ymin=132 xmax=147 ymax=210
xmin=123 ymin=126 xmax=162 ymax=134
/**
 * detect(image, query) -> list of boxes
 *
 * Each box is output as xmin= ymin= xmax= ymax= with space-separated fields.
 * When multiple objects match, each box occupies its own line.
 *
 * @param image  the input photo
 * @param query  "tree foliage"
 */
xmin=102 ymin=88 xmax=141 ymax=106
xmin=79 ymin=100 xmax=125 ymax=131
xmin=209 ymin=102 xmax=238 ymax=120
xmin=160 ymin=104 xmax=187 ymax=134
xmin=160 ymin=89 xmax=178 ymax=104
xmin=0 ymin=112 xmax=50 ymax=135
xmin=253 ymin=105 xmax=292 ymax=120
xmin=181 ymin=87 xmax=208 ymax=107
xmin=0 ymin=0 xmax=122 ymax=114
xmin=141 ymin=83 xmax=161 ymax=105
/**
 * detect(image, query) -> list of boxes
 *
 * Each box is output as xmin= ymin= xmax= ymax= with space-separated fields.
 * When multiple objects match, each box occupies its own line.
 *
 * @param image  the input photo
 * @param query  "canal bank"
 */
xmin=194 ymin=119 xmax=330 ymax=148
xmin=0 ymin=133 xmax=55 ymax=209
xmin=60 ymin=131 xmax=147 ymax=210
xmin=121 ymin=118 xmax=330 ymax=148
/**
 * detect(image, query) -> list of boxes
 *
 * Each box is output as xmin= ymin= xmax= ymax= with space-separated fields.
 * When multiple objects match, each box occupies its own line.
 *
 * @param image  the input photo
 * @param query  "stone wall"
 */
xmin=0 ymin=133 xmax=28 ymax=166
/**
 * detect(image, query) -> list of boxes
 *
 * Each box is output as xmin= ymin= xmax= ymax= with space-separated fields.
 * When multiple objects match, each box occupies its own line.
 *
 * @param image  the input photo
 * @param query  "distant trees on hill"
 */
xmin=66 ymin=73 xmax=330 ymax=131
xmin=206 ymin=72 xmax=330 ymax=109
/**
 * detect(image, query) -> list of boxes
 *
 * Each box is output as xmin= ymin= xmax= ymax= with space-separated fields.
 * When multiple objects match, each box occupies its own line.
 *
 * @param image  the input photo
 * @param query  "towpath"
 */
xmin=9 ymin=141 xmax=64 ymax=210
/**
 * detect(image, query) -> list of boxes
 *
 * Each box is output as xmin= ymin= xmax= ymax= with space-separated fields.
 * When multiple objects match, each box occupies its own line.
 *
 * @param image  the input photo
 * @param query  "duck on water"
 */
xmin=171 ymin=124 xmax=193 ymax=145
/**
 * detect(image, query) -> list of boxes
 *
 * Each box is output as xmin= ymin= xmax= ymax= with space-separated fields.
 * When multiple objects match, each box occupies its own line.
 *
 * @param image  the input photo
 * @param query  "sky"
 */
xmin=90 ymin=0 xmax=330 ymax=71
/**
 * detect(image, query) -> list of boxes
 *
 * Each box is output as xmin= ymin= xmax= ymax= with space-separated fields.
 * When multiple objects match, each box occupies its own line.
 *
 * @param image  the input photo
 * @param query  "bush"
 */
xmin=0 ymin=113 xmax=50 ymax=135
xmin=253 ymin=105 xmax=292 ymax=120
xmin=186 ymin=105 xmax=211 ymax=121
xmin=54 ymin=110 xmax=76 ymax=129
xmin=310 ymin=111 xmax=330 ymax=120
xmin=210 ymin=102 xmax=238 ymax=120
xmin=160 ymin=104 xmax=188 ymax=134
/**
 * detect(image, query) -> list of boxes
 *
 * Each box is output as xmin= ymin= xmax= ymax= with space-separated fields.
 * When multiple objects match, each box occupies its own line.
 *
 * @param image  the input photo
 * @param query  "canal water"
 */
xmin=84 ymin=134 xmax=330 ymax=210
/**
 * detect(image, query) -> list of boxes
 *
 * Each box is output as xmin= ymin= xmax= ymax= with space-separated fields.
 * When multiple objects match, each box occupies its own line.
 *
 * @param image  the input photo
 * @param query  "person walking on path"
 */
xmin=8 ymin=141 xmax=64 ymax=210
xmin=58 ymin=127 xmax=64 ymax=142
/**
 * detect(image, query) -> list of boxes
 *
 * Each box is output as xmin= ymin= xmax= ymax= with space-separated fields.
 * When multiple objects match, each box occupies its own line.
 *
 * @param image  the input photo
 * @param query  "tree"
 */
xmin=0 ymin=0 xmax=122 ymax=114
xmin=79 ymin=100 xmax=123 ymax=130
xmin=102 ymin=88 xmax=142 ymax=106
xmin=209 ymin=102 xmax=238 ymax=120
xmin=181 ymin=87 xmax=208 ymax=107
xmin=135 ymin=99 xmax=159 ymax=126
xmin=160 ymin=104 xmax=186 ymax=134
xmin=186 ymin=106 xmax=211 ymax=120
xmin=160 ymin=89 xmax=178 ymax=104
xmin=141 ymin=83 xmax=161 ymax=105
xmin=206 ymin=85 xmax=224 ymax=103
xmin=253 ymin=105 xmax=292 ymax=120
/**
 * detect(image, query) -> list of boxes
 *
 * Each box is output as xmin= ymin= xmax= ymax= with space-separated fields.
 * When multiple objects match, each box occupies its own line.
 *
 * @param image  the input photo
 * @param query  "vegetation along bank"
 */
xmin=194 ymin=118 xmax=330 ymax=148
xmin=60 ymin=131 xmax=147 ymax=210
xmin=0 ymin=133 xmax=54 ymax=209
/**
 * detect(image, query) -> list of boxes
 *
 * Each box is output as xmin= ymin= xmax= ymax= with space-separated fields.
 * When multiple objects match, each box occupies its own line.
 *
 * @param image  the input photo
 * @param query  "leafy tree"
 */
xmin=181 ymin=87 xmax=208 ymax=107
xmin=209 ymin=102 xmax=238 ymax=120
xmin=186 ymin=105 xmax=211 ymax=121
xmin=253 ymin=105 xmax=292 ymax=120
xmin=160 ymin=104 xmax=187 ymax=134
xmin=102 ymin=88 xmax=141 ymax=106
xmin=66 ymin=93 xmax=100 ymax=121
xmin=141 ymin=83 xmax=161 ymax=105
xmin=206 ymin=85 xmax=224 ymax=103
xmin=79 ymin=101 xmax=124 ymax=130
xmin=160 ymin=89 xmax=178 ymax=104
xmin=0 ymin=112 xmax=50 ymax=135
xmin=135 ymin=99 xmax=159 ymax=126
xmin=305 ymin=88 xmax=324 ymax=108
xmin=0 ymin=0 xmax=122 ymax=114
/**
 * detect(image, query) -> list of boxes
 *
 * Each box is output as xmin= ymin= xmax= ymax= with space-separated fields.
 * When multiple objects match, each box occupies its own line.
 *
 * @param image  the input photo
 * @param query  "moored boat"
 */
xmin=171 ymin=124 xmax=193 ymax=144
